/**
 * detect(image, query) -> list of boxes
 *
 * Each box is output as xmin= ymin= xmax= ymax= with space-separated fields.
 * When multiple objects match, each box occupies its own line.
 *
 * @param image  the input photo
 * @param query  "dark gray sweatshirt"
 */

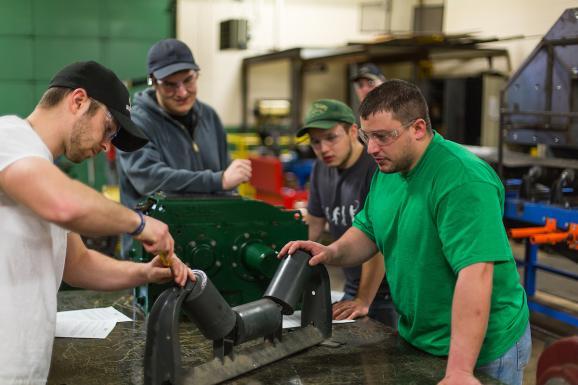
xmin=117 ymin=88 xmax=231 ymax=211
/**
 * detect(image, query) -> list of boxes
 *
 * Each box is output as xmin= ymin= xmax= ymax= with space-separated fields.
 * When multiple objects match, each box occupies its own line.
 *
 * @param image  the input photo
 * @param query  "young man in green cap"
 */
xmin=297 ymin=99 xmax=396 ymax=326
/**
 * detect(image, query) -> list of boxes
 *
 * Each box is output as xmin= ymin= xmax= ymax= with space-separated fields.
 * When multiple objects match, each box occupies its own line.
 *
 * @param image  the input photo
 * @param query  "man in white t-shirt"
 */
xmin=0 ymin=61 xmax=195 ymax=384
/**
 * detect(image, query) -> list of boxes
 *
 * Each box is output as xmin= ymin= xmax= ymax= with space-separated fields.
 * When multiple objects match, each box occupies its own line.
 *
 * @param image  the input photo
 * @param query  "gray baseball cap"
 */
xmin=147 ymin=39 xmax=200 ymax=80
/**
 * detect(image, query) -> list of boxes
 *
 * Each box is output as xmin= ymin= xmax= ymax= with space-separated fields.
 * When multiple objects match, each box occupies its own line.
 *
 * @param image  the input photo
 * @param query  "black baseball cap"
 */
xmin=147 ymin=38 xmax=200 ymax=80
xmin=351 ymin=63 xmax=386 ymax=82
xmin=48 ymin=61 xmax=148 ymax=152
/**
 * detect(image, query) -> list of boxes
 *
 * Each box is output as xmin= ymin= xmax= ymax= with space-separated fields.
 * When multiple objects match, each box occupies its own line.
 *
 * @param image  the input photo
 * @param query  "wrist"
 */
xmin=354 ymin=295 xmax=372 ymax=307
xmin=128 ymin=209 xmax=146 ymax=237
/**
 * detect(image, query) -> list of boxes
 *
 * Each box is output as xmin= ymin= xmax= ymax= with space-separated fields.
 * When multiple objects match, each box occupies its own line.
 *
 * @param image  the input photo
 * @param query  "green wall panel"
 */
xmin=0 ymin=82 xmax=35 ymax=116
xmin=104 ymin=41 xmax=151 ymax=79
xmin=33 ymin=0 xmax=100 ymax=37
xmin=0 ymin=0 xmax=32 ymax=35
xmin=0 ymin=0 xmax=174 ymax=117
xmin=0 ymin=37 xmax=34 ymax=80
xmin=34 ymin=37 xmax=100 ymax=80
xmin=105 ymin=1 xmax=172 ymax=39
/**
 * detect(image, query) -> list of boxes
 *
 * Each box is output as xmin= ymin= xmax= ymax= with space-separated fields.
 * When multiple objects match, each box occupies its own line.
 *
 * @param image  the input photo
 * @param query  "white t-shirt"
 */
xmin=0 ymin=116 xmax=67 ymax=384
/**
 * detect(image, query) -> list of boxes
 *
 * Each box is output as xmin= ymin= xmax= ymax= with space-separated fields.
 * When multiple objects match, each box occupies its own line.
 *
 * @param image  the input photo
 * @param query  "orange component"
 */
xmin=508 ymin=218 xmax=557 ymax=239
xmin=530 ymin=232 xmax=570 ymax=245
xmin=530 ymin=223 xmax=578 ymax=247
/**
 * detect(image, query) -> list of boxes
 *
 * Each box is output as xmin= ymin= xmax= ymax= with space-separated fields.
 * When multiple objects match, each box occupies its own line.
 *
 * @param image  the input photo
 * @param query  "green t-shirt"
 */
xmin=353 ymin=132 xmax=528 ymax=365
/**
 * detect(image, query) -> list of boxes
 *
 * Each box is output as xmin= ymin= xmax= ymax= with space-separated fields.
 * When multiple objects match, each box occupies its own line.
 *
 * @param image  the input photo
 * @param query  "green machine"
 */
xmin=130 ymin=194 xmax=307 ymax=312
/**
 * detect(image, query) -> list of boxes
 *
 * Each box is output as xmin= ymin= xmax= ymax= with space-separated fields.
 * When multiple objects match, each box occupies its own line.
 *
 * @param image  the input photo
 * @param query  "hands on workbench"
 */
xmin=145 ymin=253 xmax=195 ymax=287
xmin=332 ymin=298 xmax=370 ymax=320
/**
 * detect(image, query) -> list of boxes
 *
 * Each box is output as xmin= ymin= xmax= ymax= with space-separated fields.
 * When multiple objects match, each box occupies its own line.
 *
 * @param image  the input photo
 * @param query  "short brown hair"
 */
xmin=359 ymin=79 xmax=432 ymax=133
xmin=38 ymin=86 xmax=101 ymax=117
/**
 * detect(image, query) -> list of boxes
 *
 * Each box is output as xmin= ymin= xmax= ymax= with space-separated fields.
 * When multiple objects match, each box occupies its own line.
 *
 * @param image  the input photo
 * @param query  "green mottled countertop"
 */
xmin=49 ymin=290 xmax=503 ymax=385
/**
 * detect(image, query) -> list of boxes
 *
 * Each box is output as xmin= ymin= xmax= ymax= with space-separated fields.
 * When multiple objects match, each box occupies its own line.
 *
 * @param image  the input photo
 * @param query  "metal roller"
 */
xmin=181 ymin=270 xmax=236 ymax=340
xmin=232 ymin=298 xmax=282 ymax=344
xmin=263 ymin=250 xmax=313 ymax=314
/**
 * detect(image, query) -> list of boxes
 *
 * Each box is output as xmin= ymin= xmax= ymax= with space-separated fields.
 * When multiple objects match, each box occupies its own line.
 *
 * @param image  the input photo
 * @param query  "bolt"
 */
xmin=216 ymin=261 xmax=222 ymax=267
xmin=244 ymin=233 xmax=250 ymax=239
xmin=232 ymin=262 xmax=238 ymax=268
xmin=189 ymin=241 xmax=196 ymax=248
xmin=232 ymin=245 xmax=238 ymax=251
xmin=311 ymin=290 xmax=316 ymax=296
xmin=210 ymin=240 xmax=216 ymax=247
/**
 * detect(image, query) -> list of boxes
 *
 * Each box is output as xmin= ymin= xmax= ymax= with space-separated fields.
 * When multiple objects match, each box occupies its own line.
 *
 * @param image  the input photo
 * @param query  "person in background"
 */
xmin=351 ymin=63 xmax=386 ymax=103
xmin=117 ymin=38 xmax=252 ymax=256
xmin=0 ymin=61 xmax=194 ymax=384
xmin=281 ymin=79 xmax=530 ymax=385
xmin=297 ymin=99 xmax=396 ymax=327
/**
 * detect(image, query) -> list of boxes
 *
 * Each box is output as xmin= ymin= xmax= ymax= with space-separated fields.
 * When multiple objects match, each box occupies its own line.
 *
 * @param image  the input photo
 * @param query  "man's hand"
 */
xmin=145 ymin=253 xmax=195 ymax=287
xmin=278 ymin=240 xmax=336 ymax=266
xmin=222 ymin=159 xmax=252 ymax=190
xmin=133 ymin=215 xmax=174 ymax=257
xmin=437 ymin=370 xmax=482 ymax=385
xmin=332 ymin=298 xmax=370 ymax=320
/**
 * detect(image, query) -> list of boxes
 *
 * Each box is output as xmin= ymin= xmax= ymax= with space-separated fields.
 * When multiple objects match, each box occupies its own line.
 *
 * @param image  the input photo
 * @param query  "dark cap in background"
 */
xmin=297 ymin=99 xmax=356 ymax=137
xmin=147 ymin=38 xmax=200 ymax=80
xmin=351 ymin=63 xmax=386 ymax=83
xmin=48 ymin=61 xmax=148 ymax=152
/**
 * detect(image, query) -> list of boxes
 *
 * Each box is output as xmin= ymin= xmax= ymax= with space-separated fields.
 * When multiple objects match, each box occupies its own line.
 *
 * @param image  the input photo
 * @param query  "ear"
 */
xmin=413 ymin=118 xmax=429 ymax=140
xmin=349 ymin=123 xmax=359 ymax=139
xmin=68 ymin=88 xmax=90 ymax=115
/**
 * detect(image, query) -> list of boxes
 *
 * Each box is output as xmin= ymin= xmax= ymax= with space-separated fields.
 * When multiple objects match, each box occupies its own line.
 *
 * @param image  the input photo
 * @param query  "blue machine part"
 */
xmin=505 ymin=198 xmax=578 ymax=229
xmin=283 ymin=159 xmax=314 ymax=189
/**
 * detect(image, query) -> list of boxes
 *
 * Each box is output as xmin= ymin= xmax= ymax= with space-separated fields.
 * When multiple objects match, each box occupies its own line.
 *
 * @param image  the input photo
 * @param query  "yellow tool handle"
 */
xmin=159 ymin=252 xmax=172 ymax=267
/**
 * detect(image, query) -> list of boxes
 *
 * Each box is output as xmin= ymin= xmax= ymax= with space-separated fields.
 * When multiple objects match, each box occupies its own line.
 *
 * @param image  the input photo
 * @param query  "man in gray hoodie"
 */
xmin=118 ymin=39 xmax=252 ymax=255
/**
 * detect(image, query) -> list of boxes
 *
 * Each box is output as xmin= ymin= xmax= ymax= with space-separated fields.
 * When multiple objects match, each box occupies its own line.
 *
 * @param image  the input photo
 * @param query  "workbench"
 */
xmin=49 ymin=290 xmax=503 ymax=385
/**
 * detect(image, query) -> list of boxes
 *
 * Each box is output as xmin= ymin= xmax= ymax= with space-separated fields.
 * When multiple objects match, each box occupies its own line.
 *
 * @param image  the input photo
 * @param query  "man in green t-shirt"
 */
xmin=279 ymin=79 xmax=530 ymax=385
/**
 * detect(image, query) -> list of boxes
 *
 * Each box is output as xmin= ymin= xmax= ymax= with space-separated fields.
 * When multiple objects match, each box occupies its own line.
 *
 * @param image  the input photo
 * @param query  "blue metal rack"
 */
xmin=505 ymin=198 xmax=578 ymax=327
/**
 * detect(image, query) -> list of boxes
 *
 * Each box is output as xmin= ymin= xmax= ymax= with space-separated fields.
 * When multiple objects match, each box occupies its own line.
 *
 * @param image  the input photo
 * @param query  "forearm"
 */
xmin=120 ymin=152 xmax=223 ymax=195
xmin=328 ymin=227 xmax=378 ymax=267
xmin=59 ymin=179 xmax=142 ymax=236
xmin=307 ymin=215 xmax=326 ymax=242
xmin=0 ymin=157 xmax=141 ymax=236
xmin=64 ymin=248 xmax=147 ymax=291
xmin=355 ymin=252 xmax=385 ymax=306
xmin=446 ymin=263 xmax=493 ymax=376
xmin=139 ymin=165 xmax=223 ymax=194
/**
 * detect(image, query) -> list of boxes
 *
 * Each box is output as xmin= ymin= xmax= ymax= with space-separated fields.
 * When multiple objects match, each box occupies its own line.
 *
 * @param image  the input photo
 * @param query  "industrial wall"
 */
xmin=177 ymin=0 xmax=578 ymax=128
xmin=0 ymin=0 xmax=174 ymax=117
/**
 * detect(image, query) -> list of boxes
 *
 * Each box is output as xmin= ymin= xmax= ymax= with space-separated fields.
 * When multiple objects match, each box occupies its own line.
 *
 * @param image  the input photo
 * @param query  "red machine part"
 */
xmin=249 ymin=156 xmax=308 ymax=209
xmin=537 ymin=336 xmax=578 ymax=385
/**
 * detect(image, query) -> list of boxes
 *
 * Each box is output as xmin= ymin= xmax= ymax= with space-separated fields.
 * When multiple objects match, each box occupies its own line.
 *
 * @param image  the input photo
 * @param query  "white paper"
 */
xmin=282 ymin=310 xmax=355 ymax=329
xmin=55 ymin=319 xmax=117 ymax=339
xmin=55 ymin=306 xmax=133 ymax=339
xmin=57 ymin=306 xmax=132 ymax=322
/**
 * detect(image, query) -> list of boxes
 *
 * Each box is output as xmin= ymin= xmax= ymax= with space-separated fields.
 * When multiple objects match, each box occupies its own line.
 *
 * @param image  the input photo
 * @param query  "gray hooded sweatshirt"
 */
xmin=117 ymin=88 xmax=231 ymax=210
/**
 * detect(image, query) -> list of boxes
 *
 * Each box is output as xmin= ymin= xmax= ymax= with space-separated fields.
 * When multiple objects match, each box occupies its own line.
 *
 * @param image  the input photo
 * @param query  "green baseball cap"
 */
xmin=296 ymin=99 xmax=356 ymax=137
